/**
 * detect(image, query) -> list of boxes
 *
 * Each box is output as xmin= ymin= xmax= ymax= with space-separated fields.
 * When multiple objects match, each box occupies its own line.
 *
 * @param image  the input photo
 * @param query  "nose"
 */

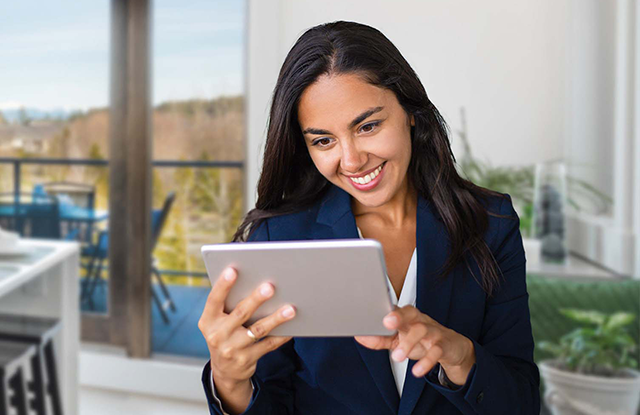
xmin=339 ymin=138 xmax=367 ymax=174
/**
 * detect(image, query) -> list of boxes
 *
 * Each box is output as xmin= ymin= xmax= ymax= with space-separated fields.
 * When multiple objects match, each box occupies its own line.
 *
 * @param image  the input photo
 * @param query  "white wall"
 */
xmin=245 ymin=0 xmax=634 ymax=274
xmin=565 ymin=0 xmax=617 ymax=206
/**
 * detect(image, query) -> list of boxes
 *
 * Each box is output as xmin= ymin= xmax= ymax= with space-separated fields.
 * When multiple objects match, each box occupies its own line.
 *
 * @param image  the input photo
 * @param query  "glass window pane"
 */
xmin=0 ymin=1 xmax=110 ymax=316
xmin=152 ymin=0 xmax=246 ymax=358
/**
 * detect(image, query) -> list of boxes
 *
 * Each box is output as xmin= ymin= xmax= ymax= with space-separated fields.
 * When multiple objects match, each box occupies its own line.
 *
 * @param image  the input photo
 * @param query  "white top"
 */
xmin=357 ymin=226 xmax=417 ymax=396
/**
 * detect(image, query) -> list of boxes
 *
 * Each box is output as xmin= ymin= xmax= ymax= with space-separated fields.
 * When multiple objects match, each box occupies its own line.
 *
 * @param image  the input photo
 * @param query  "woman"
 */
xmin=198 ymin=21 xmax=540 ymax=415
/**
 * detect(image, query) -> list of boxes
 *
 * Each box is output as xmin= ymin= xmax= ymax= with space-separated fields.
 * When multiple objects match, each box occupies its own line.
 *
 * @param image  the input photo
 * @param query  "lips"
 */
xmin=346 ymin=161 xmax=387 ymax=191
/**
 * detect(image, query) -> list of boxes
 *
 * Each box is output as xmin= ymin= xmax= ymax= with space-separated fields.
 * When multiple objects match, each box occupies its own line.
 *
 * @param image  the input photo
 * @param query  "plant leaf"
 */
xmin=537 ymin=341 xmax=563 ymax=356
xmin=605 ymin=313 xmax=636 ymax=330
xmin=560 ymin=309 xmax=605 ymax=325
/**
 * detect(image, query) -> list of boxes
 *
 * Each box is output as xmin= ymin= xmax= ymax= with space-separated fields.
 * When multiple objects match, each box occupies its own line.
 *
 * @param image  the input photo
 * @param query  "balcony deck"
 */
xmin=80 ymin=280 xmax=210 ymax=359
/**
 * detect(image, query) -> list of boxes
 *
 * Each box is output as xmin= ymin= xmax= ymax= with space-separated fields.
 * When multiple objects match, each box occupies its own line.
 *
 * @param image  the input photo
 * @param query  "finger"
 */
xmin=203 ymin=267 xmax=237 ymax=316
xmin=209 ymin=304 xmax=295 ymax=374
xmin=221 ymin=282 xmax=276 ymax=332
xmin=412 ymin=344 xmax=443 ymax=377
xmin=391 ymin=323 xmax=428 ymax=362
xmin=354 ymin=335 xmax=396 ymax=350
xmin=246 ymin=336 xmax=293 ymax=361
xmin=237 ymin=304 xmax=296 ymax=346
xmin=385 ymin=305 xmax=422 ymax=331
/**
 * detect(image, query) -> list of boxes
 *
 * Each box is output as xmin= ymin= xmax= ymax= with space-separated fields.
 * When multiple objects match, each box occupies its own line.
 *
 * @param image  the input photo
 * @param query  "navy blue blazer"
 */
xmin=202 ymin=184 xmax=540 ymax=414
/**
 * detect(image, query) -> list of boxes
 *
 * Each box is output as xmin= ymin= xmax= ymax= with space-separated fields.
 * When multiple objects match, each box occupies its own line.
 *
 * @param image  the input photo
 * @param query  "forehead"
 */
xmin=297 ymin=73 xmax=397 ymax=128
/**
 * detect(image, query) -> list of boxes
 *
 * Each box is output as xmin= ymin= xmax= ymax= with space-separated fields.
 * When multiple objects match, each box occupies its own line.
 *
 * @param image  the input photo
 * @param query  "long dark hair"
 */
xmin=233 ymin=21 xmax=510 ymax=296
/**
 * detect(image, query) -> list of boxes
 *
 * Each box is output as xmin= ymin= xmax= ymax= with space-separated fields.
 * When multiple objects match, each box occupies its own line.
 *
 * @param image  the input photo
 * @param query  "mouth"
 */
xmin=345 ymin=161 xmax=387 ymax=191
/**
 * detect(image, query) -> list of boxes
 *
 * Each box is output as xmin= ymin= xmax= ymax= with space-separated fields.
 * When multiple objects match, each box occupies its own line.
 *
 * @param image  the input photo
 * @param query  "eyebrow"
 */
xmin=302 ymin=106 xmax=384 ymax=136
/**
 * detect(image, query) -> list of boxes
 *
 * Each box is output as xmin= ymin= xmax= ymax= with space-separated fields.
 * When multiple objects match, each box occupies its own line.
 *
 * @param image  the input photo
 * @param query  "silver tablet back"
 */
xmin=201 ymin=239 xmax=395 ymax=337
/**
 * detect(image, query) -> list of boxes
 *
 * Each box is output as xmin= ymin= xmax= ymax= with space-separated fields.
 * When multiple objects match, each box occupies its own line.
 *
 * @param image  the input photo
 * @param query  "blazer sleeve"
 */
xmin=202 ymin=219 xmax=299 ymax=415
xmin=423 ymin=195 xmax=541 ymax=414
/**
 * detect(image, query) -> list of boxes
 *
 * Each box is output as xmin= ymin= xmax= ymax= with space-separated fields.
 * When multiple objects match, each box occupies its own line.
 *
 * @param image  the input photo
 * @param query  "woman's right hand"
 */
xmin=198 ymin=266 xmax=296 ymax=413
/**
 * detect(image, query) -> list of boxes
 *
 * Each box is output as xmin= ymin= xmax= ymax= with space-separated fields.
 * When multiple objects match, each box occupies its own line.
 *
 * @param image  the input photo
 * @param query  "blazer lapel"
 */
xmin=314 ymin=186 xmax=455 ymax=415
xmin=315 ymin=185 xmax=400 ymax=414
xmin=398 ymin=195 xmax=454 ymax=415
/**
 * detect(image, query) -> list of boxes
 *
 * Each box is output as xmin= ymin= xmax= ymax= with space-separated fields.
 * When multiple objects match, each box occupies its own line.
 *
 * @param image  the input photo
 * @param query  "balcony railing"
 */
xmin=0 ymin=156 xmax=243 ymax=279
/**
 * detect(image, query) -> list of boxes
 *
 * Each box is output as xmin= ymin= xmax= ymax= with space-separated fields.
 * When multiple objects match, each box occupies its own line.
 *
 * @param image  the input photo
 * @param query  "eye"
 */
xmin=359 ymin=121 xmax=380 ymax=134
xmin=311 ymin=137 xmax=334 ymax=147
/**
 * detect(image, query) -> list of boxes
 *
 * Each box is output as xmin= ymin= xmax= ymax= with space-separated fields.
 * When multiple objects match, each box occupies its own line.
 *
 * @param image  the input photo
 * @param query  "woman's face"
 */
xmin=298 ymin=73 xmax=414 ymax=208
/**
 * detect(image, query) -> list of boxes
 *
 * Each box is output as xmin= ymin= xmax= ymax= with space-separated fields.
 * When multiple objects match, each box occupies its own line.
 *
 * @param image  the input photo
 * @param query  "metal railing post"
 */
xmin=13 ymin=160 xmax=21 ymax=204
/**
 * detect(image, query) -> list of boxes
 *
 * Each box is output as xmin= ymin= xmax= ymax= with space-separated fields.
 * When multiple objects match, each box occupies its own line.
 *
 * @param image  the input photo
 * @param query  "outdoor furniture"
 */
xmin=0 ymin=340 xmax=36 ymax=415
xmin=40 ymin=182 xmax=95 ymax=210
xmin=0 ymin=314 xmax=63 ymax=415
xmin=40 ymin=182 xmax=96 ymax=243
xmin=0 ymin=193 xmax=61 ymax=239
xmin=81 ymin=192 xmax=177 ymax=323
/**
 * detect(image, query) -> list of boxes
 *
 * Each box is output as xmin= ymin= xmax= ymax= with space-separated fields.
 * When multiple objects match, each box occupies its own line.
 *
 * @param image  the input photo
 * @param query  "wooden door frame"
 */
xmin=81 ymin=0 xmax=153 ymax=358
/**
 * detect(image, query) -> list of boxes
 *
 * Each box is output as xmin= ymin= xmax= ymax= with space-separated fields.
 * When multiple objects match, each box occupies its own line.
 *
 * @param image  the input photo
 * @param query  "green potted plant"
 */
xmin=538 ymin=309 xmax=640 ymax=415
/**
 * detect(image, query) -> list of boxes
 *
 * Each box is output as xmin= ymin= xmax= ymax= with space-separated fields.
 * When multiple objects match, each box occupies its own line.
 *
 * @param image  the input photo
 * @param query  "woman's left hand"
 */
xmin=354 ymin=305 xmax=476 ymax=385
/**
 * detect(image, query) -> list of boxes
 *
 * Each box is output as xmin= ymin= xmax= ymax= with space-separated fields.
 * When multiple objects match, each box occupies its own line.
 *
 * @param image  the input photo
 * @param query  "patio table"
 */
xmin=0 ymin=204 xmax=108 ymax=242
xmin=0 ymin=205 xmax=108 ymax=223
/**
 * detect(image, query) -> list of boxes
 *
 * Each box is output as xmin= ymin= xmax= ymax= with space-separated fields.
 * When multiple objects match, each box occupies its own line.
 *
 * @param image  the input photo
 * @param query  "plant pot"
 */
xmin=540 ymin=360 xmax=640 ymax=415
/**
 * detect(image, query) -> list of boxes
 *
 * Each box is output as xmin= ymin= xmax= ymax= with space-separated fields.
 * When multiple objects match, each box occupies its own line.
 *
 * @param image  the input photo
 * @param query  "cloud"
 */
xmin=0 ymin=0 xmax=245 ymax=109
xmin=0 ymin=101 xmax=24 ymax=110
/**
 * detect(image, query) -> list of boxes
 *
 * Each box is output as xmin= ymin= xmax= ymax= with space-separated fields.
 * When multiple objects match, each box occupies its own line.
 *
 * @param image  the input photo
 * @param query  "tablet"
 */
xmin=201 ymin=239 xmax=395 ymax=337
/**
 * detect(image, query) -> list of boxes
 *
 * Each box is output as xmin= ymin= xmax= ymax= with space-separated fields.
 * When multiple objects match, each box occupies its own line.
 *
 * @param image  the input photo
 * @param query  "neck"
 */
xmin=351 ymin=175 xmax=417 ymax=228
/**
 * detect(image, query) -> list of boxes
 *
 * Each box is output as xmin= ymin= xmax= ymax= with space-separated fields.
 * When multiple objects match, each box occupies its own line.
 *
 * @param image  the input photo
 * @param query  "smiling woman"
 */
xmin=199 ymin=21 xmax=540 ymax=415
xmin=298 ymin=75 xmax=413 ymax=206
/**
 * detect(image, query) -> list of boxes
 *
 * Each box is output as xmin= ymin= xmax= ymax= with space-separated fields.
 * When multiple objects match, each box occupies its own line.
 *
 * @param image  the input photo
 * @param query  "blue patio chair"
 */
xmin=41 ymin=182 xmax=96 ymax=243
xmin=81 ymin=192 xmax=177 ymax=324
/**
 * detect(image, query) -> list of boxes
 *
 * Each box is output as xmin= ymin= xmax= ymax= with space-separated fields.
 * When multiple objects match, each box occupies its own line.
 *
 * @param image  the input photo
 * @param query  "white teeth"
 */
xmin=349 ymin=163 xmax=384 ymax=185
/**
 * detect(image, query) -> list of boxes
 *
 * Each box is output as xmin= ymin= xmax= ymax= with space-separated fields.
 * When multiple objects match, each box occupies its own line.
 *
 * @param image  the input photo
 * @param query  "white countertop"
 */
xmin=0 ymin=239 xmax=80 ymax=297
xmin=0 ymin=237 xmax=81 ymax=415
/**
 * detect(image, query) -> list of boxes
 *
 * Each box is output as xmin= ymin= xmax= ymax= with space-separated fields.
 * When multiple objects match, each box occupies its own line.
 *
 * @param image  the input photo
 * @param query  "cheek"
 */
xmin=394 ymin=131 xmax=412 ymax=162
xmin=309 ymin=151 xmax=339 ymax=178
xmin=379 ymin=132 xmax=411 ymax=161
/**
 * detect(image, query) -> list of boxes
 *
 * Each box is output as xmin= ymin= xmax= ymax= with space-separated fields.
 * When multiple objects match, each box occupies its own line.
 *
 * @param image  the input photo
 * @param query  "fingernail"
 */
xmin=260 ymin=283 xmax=273 ymax=297
xmin=224 ymin=268 xmax=235 ymax=281
xmin=392 ymin=349 xmax=405 ymax=361
xmin=282 ymin=306 xmax=295 ymax=318
xmin=384 ymin=315 xmax=398 ymax=326
xmin=413 ymin=363 xmax=425 ymax=377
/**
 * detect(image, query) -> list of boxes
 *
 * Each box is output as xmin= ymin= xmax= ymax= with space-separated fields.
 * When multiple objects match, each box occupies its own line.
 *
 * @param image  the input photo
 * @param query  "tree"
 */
xmin=191 ymin=151 xmax=243 ymax=242
xmin=155 ymin=167 xmax=189 ymax=285
xmin=18 ymin=107 xmax=31 ymax=126
xmin=87 ymin=143 xmax=109 ymax=209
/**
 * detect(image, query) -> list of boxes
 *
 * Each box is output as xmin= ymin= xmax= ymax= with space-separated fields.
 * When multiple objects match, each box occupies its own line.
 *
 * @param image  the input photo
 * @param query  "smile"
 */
xmin=346 ymin=162 xmax=387 ymax=191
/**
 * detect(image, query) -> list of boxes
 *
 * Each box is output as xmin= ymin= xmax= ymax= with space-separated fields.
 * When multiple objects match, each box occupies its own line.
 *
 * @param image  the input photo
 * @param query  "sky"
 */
xmin=0 ymin=0 xmax=245 ymax=111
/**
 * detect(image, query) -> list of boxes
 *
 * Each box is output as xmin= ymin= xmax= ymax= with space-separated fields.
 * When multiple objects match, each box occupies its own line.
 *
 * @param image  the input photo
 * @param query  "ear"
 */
xmin=410 ymin=114 xmax=415 ymax=127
